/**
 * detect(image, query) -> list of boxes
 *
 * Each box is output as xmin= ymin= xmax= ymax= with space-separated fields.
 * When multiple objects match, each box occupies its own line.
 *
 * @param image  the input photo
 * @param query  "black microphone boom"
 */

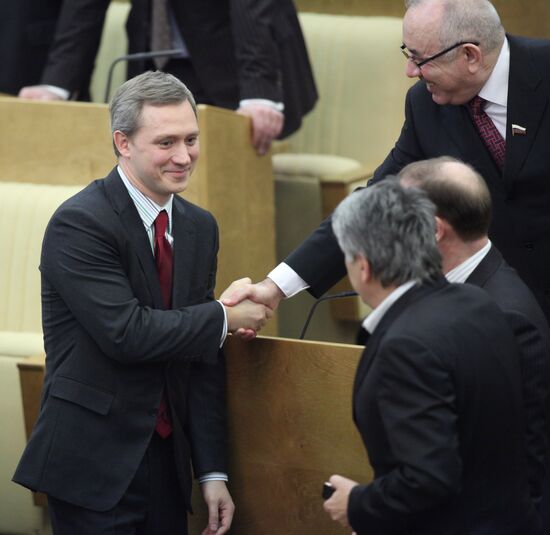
xmin=299 ymin=291 xmax=358 ymax=340
xmin=104 ymin=48 xmax=185 ymax=103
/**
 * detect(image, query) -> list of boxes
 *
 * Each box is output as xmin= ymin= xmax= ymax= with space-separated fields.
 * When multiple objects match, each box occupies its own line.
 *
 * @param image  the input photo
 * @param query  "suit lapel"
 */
xmin=171 ymin=197 xmax=197 ymax=308
xmin=505 ymin=35 xmax=549 ymax=187
xmin=465 ymin=245 xmax=503 ymax=288
xmin=103 ymin=169 xmax=164 ymax=309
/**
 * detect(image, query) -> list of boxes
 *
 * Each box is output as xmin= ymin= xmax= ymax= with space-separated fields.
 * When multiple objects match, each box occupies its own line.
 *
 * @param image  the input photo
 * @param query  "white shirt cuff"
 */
xmin=216 ymin=301 xmax=228 ymax=347
xmin=42 ymin=85 xmax=70 ymax=100
xmin=199 ymin=472 xmax=229 ymax=483
xmin=239 ymin=98 xmax=284 ymax=112
xmin=267 ymin=262 xmax=308 ymax=298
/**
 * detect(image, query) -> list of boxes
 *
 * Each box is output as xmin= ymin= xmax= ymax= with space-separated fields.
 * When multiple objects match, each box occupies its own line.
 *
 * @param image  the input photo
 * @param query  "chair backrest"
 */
xmin=0 ymin=182 xmax=84 ymax=333
xmin=290 ymin=14 xmax=413 ymax=166
xmin=90 ymin=0 xmax=131 ymax=102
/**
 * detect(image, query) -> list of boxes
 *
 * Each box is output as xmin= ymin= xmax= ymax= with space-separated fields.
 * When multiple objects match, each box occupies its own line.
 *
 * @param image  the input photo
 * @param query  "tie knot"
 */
xmin=468 ymin=95 xmax=485 ymax=116
xmin=154 ymin=210 xmax=169 ymax=237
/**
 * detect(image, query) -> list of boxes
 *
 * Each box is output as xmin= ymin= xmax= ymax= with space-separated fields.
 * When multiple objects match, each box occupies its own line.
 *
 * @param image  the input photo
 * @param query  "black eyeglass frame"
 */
xmin=400 ymin=40 xmax=480 ymax=69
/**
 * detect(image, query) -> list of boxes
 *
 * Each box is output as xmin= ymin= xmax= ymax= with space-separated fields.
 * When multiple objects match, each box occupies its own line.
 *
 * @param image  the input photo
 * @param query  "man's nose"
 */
xmin=172 ymin=145 xmax=191 ymax=165
xmin=405 ymin=60 xmax=421 ymax=79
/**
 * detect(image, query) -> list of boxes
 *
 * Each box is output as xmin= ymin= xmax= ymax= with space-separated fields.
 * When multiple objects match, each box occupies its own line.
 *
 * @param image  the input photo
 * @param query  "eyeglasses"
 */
xmin=400 ymin=41 xmax=480 ymax=69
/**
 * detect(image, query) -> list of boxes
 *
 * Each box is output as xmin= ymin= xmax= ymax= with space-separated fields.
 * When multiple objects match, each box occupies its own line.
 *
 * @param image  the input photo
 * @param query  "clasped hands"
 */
xmin=221 ymin=277 xmax=284 ymax=339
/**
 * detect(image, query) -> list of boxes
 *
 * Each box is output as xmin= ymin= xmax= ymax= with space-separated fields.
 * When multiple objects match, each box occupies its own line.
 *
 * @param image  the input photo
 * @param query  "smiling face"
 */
xmin=114 ymin=100 xmax=199 ymax=204
xmin=402 ymin=1 xmax=482 ymax=106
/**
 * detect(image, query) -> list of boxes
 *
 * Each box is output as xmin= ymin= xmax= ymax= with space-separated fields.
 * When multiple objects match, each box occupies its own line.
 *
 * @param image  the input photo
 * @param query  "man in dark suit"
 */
xmin=222 ymin=0 xmax=550 ymax=328
xmin=13 ymin=71 xmax=271 ymax=534
xmin=0 ymin=0 xmax=90 ymax=96
xmin=18 ymin=0 xmax=317 ymax=155
xmin=322 ymin=180 xmax=542 ymax=535
xmin=399 ymin=156 xmax=550 ymax=515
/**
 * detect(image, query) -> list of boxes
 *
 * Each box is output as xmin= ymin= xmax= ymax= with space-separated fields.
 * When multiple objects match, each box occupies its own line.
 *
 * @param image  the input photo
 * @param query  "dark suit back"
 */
xmin=348 ymin=280 xmax=541 ymax=535
xmin=13 ymin=169 xmax=226 ymax=511
xmin=466 ymin=245 xmax=550 ymax=513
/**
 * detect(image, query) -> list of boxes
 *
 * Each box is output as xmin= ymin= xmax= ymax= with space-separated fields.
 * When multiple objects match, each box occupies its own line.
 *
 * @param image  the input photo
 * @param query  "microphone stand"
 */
xmin=299 ymin=291 xmax=358 ymax=340
xmin=104 ymin=48 xmax=185 ymax=103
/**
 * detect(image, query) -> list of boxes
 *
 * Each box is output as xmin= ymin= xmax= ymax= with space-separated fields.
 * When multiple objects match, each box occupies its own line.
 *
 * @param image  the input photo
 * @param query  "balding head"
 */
xmin=399 ymin=156 xmax=492 ymax=242
xmin=404 ymin=0 xmax=504 ymax=55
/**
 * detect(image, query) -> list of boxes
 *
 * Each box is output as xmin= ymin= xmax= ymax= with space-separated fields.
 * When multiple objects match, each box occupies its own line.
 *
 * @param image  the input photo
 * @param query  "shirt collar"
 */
xmin=117 ymin=166 xmax=173 ymax=232
xmin=445 ymin=240 xmax=492 ymax=283
xmin=478 ymin=37 xmax=509 ymax=108
xmin=362 ymin=280 xmax=418 ymax=334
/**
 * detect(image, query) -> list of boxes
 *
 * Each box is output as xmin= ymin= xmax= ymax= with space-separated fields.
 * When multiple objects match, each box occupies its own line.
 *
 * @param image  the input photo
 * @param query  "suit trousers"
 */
xmin=47 ymin=432 xmax=188 ymax=534
xmin=147 ymin=57 xmax=213 ymax=106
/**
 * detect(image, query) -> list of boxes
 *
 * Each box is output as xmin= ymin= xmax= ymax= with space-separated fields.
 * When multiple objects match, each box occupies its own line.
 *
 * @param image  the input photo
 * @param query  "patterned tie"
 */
xmin=153 ymin=210 xmax=173 ymax=438
xmin=150 ymin=0 xmax=173 ymax=69
xmin=467 ymin=95 xmax=506 ymax=171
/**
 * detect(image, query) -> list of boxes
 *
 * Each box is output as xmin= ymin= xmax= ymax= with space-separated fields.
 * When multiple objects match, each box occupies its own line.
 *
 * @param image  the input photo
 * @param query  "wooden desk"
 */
xmin=18 ymin=337 xmax=371 ymax=534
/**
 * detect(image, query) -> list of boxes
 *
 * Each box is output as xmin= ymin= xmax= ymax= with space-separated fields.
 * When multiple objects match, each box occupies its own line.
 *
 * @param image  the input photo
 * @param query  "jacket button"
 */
xmin=524 ymin=242 xmax=535 ymax=251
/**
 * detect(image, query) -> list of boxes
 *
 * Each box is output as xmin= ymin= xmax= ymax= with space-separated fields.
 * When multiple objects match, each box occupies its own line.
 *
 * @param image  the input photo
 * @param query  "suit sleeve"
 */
xmin=40 ymin=0 xmax=110 ymax=93
xmin=228 ymin=0 xmax=283 ymax=102
xmin=348 ymin=336 xmax=461 ymax=534
xmin=185 ymin=222 xmax=227 ymax=476
xmin=284 ymin=85 xmax=427 ymax=295
xmin=506 ymin=309 xmax=550 ymax=502
xmin=41 ymin=203 xmax=224 ymax=365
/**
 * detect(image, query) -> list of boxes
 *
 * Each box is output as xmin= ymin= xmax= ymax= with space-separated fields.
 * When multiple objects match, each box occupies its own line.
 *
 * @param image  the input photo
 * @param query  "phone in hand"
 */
xmin=322 ymin=481 xmax=335 ymax=499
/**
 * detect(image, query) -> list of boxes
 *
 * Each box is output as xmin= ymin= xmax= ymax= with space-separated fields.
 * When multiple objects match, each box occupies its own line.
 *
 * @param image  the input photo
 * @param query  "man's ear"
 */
xmin=463 ymin=43 xmax=483 ymax=74
xmin=358 ymin=254 xmax=371 ymax=284
xmin=435 ymin=216 xmax=446 ymax=242
xmin=113 ymin=130 xmax=130 ymax=157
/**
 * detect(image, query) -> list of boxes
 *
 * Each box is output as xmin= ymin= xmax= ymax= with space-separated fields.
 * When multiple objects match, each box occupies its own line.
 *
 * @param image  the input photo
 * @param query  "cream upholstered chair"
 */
xmin=0 ymin=182 xmax=83 ymax=535
xmin=273 ymin=14 xmax=414 ymax=341
xmin=90 ymin=0 xmax=131 ymax=102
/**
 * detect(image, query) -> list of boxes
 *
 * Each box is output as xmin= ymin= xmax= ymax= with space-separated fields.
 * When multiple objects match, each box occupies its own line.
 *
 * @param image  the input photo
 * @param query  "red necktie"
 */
xmin=153 ymin=210 xmax=173 ymax=438
xmin=467 ymin=95 xmax=506 ymax=171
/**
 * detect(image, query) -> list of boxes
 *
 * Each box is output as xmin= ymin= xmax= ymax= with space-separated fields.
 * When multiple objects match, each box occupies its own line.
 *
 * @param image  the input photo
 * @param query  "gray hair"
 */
xmin=109 ymin=70 xmax=197 ymax=156
xmin=405 ymin=0 xmax=505 ymax=54
xmin=332 ymin=179 xmax=442 ymax=287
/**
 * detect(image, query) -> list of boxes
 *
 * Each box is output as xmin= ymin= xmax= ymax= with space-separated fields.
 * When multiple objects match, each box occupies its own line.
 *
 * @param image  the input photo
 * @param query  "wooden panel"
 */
xmin=19 ymin=337 xmax=370 ymax=534
xmin=0 ymin=97 xmax=277 ymax=334
xmin=295 ymin=0 xmax=550 ymax=38
xmin=17 ymin=355 xmax=47 ymax=507
xmin=191 ymin=336 xmax=369 ymax=534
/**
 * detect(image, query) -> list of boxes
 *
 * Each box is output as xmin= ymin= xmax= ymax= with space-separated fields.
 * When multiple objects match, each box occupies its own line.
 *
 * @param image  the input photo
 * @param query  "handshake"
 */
xmin=220 ymin=277 xmax=285 ymax=340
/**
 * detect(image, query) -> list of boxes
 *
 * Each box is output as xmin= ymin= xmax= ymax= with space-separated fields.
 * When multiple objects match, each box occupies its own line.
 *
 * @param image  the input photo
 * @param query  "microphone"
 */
xmin=104 ymin=48 xmax=186 ymax=103
xmin=299 ymin=291 xmax=358 ymax=340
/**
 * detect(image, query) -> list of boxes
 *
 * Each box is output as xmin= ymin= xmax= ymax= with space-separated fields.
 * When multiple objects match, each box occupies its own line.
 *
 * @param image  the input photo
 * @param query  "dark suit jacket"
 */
xmin=13 ymin=169 xmax=226 ymax=512
xmin=465 ymin=245 xmax=550 ymax=504
xmin=349 ymin=279 xmax=541 ymax=535
xmin=0 ymin=0 xmax=90 ymax=96
xmin=39 ymin=0 xmax=317 ymax=137
xmin=286 ymin=35 xmax=550 ymax=319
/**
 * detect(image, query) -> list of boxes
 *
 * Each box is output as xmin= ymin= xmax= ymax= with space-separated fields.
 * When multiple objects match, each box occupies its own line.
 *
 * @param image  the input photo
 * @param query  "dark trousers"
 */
xmin=48 ymin=433 xmax=187 ymax=534
xmin=144 ymin=57 xmax=212 ymax=106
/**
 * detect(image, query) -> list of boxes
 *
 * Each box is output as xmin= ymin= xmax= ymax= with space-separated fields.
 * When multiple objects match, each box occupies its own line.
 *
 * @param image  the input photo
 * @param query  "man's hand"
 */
xmin=18 ymin=86 xmax=63 ymax=100
xmin=225 ymin=299 xmax=273 ymax=336
xmin=200 ymin=480 xmax=234 ymax=535
xmin=237 ymin=104 xmax=284 ymax=156
xmin=222 ymin=277 xmax=284 ymax=311
xmin=323 ymin=474 xmax=359 ymax=528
